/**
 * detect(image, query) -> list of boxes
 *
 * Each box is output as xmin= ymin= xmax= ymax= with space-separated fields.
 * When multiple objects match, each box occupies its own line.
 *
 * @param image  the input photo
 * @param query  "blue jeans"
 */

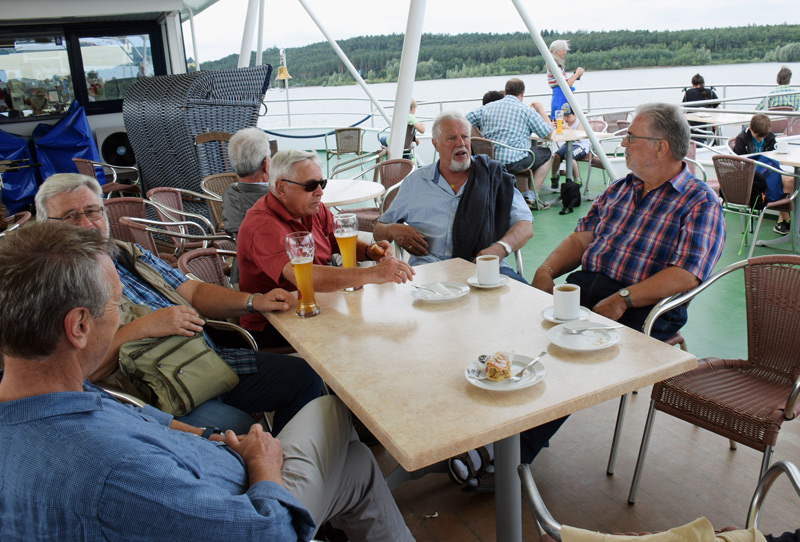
xmin=500 ymin=265 xmax=527 ymax=285
xmin=177 ymin=352 xmax=322 ymax=435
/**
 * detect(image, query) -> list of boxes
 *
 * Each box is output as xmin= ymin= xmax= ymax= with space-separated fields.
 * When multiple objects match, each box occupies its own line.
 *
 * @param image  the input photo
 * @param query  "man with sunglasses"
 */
xmin=237 ymin=150 xmax=414 ymax=344
xmin=533 ymin=102 xmax=725 ymax=339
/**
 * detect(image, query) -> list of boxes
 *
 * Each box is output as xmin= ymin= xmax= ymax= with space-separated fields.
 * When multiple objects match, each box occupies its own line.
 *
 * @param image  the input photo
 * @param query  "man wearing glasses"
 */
xmin=237 ymin=150 xmax=414 ymax=345
xmin=533 ymin=102 xmax=725 ymax=340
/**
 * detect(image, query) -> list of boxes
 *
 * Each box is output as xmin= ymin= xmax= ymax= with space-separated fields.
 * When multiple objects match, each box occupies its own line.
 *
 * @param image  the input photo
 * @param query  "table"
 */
xmin=321 ymin=177 xmax=385 ymax=207
xmin=754 ymin=147 xmax=800 ymax=251
xmin=266 ymin=259 xmax=696 ymax=541
xmin=684 ymin=111 xmax=754 ymax=126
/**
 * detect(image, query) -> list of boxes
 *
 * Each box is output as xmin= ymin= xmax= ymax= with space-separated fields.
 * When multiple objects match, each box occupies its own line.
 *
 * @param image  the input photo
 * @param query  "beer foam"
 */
xmin=334 ymin=231 xmax=358 ymax=238
xmin=291 ymin=256 xmax=313 ymax=265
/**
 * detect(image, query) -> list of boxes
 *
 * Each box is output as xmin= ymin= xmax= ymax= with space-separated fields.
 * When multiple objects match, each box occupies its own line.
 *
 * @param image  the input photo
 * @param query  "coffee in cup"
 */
xmin=553 ymin=283 xmax=581 ymax=320
xmin=476 ymin=254 xmax=500 ymax=285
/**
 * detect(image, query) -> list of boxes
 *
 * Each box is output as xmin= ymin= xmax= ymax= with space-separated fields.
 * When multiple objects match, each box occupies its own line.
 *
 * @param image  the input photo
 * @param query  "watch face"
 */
xmin=620 ymin=289 xmax=630 ymax=297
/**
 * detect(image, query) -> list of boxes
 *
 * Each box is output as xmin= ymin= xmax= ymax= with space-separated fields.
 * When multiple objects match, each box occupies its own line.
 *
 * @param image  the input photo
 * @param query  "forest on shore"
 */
xmin=192 ymin=24 xmax=800 ymax=87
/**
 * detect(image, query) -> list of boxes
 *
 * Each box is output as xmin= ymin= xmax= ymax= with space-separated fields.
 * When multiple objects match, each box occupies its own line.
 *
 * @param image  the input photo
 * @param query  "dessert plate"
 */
xmin=547 ymin=321 xmax=620 ymax=351
xmin=465 ymin=354 xmax=546 ymax=391
xmin=410 ymin=281 xmax=469 ymax=302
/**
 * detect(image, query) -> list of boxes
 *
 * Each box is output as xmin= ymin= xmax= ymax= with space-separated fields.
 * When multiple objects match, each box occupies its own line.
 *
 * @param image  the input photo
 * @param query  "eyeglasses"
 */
xmin=48 ymin=206 xmax=105 ymax=225
xmin=280 ymin=178 xmax=328 ymax=192
xmin=626 ymin=132 xmax=664 ymax=144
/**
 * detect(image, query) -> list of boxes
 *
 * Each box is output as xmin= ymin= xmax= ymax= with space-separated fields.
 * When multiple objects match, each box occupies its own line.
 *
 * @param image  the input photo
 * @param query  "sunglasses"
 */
xmin=280 ymin=178 xmax=328 ymax=192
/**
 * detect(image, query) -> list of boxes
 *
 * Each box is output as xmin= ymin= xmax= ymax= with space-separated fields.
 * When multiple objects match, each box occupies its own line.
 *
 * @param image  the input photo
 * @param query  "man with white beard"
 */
xmin=374 ymin=111 xmax=532 ymax=284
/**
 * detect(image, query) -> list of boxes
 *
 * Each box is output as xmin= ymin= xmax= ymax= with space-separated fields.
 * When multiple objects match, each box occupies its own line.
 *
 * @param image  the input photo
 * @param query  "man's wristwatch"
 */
xmin=245 ymin=293 xmax=261 ymax=313
xmin=618 ymin=288 xmax=633 ymax=309
xmin=496 ymin=240 xmax=512 ymax=257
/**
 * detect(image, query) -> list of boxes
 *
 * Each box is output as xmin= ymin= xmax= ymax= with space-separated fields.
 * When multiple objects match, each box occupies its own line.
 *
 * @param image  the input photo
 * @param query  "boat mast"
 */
xmin=237 ymin=0 xmax=260 ymax=68
xmin=511 ymin=0 xmax=616 ymax=180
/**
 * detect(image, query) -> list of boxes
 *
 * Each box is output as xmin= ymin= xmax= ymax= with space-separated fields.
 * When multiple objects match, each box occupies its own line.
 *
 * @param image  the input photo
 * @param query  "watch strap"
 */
xmin=496 ymin=240 xmax=512 ymax=256
xmin=245 ymin=293 xmax=261 ymax=313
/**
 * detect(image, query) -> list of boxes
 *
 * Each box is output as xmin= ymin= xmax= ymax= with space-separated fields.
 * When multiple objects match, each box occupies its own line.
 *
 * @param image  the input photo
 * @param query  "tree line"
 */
xmin=191 ymin=24 xmax=800 ymax=87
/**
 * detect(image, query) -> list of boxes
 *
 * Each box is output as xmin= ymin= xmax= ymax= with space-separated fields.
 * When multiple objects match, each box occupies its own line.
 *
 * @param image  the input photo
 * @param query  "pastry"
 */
xmin=485 ymin=351 xmax=512 ymax=382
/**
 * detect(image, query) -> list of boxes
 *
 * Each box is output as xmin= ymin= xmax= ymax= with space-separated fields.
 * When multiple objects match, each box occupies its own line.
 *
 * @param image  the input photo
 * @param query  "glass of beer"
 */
xmin=285 ymin=232 xmax=320 ymax=318
xmin=555 ymin=109 xmax=564 ymax=135
xmin=333 ymin=213 xmax=361 ymax=292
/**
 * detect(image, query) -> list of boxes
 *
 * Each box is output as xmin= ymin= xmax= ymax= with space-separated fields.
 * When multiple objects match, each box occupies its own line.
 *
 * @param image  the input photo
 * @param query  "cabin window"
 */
xmin=79 ymin=34 xmax=155 ymax=104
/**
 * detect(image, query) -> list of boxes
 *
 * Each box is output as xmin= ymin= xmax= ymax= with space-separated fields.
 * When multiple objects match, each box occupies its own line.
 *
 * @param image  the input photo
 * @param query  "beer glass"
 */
xmin=285 ymin=232 xmax=320 ymax=318
xmin=333 ymin=213 xmax=360 ymax=292
xmin=555 ymin=109 xmax=564 ymax=134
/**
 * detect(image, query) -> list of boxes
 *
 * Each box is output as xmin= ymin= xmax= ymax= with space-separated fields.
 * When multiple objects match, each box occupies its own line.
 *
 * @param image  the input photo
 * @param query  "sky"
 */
xmin=183 ymin=0 xmax=798 ymax=65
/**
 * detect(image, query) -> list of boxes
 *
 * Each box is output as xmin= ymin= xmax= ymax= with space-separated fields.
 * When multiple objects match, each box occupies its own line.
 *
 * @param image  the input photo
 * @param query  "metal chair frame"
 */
xmin=72 ymin=157 xmax=141 ymax=197
xmin=119 ymin=216 xmax=233 ymax=258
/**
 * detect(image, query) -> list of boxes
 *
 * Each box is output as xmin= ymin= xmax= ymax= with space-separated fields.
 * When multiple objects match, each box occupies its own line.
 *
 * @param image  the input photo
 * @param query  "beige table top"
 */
xmin=684 ymin=111 xmax=755 ymax=126
xmin=758 ymin=147 xmax=800 ymax=168
xmin=266 ymin=258 xmax=697 ymax=471
xmin=322 ymin=178 xmax=385 ymax=207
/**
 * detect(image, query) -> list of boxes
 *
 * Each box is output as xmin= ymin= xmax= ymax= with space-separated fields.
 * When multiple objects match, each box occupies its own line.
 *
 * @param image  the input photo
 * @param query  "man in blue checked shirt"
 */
xmin=533 ymin=102 xmax=725 ymax=340
xmin=0 ymin=223 xmax=413 ymax=542
xmin=467 ymin=77 xmax=554 ymax=209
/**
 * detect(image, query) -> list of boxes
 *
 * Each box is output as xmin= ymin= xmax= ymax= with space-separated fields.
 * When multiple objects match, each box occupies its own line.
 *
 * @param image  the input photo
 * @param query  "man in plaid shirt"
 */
xmin=756 ymin=66 xmax=799 ymax=112
xmin=532 ymin=102 xmax=725 ymax=340
xmin=467 ymin=78 xmax=554 ymax=210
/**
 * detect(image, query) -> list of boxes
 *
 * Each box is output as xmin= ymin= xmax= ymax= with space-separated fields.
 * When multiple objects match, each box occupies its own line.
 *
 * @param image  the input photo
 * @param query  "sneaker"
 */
xmin=774 ymin=220 xmax=791 ymax=235
xmin=550 ymin=176 xmax=560 ymax=190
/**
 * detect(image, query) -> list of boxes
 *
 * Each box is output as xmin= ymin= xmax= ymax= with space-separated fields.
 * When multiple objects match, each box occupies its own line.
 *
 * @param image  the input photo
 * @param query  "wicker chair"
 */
xmin=627 ymin=255 xmax=800 ymax=504
xmin=520 ymin=460 xmax=800 ymax=541
xmin=177 ymin=247 xmax=236 ymax=289
xmin=348 ymin=159 xmax=414 ymax=232
xmin=576 ymin=119 xmax=611 ymax=196
xmin=470 ymin=136 xmax=545 ymax=210
xmin=767 ymin=106 xmax=795 ymax=136
xmin=73 ymin=157 xmax=141 ymax=197
xmin=200 ymin=173 xmax=238 ymax=232
xmin=104 ymin=197 xmax=148 ymax=243
xmin=786 ymin=116 xmax=800 ymax=136
xmin=713 ymin=154 xmax=795 ymax=258
xmin=194 ymin=131 xmax=233 ymax=177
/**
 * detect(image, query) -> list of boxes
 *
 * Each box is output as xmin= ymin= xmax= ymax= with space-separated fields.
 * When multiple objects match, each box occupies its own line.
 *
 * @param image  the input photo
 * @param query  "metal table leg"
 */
xmin=495 ymin=433 xmax=522 ymax=542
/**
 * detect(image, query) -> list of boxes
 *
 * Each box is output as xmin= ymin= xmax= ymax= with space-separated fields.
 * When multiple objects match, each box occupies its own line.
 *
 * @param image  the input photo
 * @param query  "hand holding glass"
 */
xmin=285 ymin=232 xmax=320 ymax=318
xmin=333 ymin=213 xmax=361 ymax=292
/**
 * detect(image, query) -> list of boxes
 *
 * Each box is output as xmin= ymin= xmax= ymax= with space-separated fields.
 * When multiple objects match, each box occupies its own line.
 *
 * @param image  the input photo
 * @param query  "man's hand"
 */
xmin=475 ymin=243 xmax=507 ymax=260
xmin=369 ymin=240 xmax=394 ymax=262
xmin=371 ymin=257 xmax=416 ymax=284
xmin=252 ymin=289 xmax=295 ymax=313
xmin=575 ymin=67 xmax=585 ymax=78
xmin=592 ymin=292 xmax=627 ymax=322
xmin=389 ymin=224 xmax=428 ymax=256
xmin=138 ymin=306 xmax=205 ymax=337
xmin=224 ymin=424 xmax=285 ymax=488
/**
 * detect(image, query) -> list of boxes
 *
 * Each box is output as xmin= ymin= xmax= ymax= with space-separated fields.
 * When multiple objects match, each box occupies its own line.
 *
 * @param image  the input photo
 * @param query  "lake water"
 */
xmin=260 ymin=61 xmax=799 ymax=130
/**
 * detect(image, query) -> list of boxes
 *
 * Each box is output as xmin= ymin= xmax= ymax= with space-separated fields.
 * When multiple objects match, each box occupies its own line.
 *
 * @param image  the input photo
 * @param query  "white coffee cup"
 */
xmin=553 ymin=283 xmax=581 ymax=321
xmin=476 ymin=254 xmax=500 ymax=285
xmin=776 ymin=140 xmax=789 ymax=154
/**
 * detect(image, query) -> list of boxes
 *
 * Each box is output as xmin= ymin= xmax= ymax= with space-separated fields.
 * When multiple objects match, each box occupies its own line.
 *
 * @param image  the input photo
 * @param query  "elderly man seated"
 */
xmin=0 ymin=222 xmax=414 ymax=542
xmin=237 ymin=149 xmax=414 ymax=345
xmin=35 ymin=173 xmax=322 ymax=436
xmin=373 ymin=110 xmax=532 ymax=284
xmin=223 ymin=127 xmax=272 ymax=236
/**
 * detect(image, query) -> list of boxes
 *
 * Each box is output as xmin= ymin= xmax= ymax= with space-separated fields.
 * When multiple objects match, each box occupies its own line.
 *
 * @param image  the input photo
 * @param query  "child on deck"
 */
xmin=549 ymin=105 xmax=590 ymax=189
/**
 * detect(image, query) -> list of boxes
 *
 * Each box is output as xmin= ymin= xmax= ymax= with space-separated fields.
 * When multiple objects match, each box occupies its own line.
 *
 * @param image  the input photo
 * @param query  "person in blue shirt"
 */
xmin=0 ymin=222 xmax=414 ymax=542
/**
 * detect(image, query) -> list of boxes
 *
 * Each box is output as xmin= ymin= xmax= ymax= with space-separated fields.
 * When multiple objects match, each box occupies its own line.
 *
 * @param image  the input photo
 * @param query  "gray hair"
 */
xmin=634 ymin=102 xmax=690 ymax=161
xmin=432 ymin=111 xmax=470 ymax=141
xmin=36 ymin=173 xmax=103 ymax=221
xmin=0 ymin=222 xmax=118 ymax=358
xmin=269 ymin=150 xmax=322 ymax=194
xmin=228 ymin=127 xmax=271 ymax=178
xmin=549 ymin=40 xmax=569 ymax=54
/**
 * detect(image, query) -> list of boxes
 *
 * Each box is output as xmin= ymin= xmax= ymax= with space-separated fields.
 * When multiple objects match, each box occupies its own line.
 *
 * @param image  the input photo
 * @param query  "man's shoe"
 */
xmin=774 ymin=220 xmax=791 ymax=235
xmin=550 ymin=177 xmax=560 ymax=190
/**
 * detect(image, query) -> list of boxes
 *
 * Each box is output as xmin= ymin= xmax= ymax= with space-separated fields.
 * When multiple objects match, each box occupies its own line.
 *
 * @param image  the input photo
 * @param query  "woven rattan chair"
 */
xmin=470 ymin=137 xmax=545 ymax=210
xmin=627 ymin=255 xmax=800 ymax=504
xmin=349 ymin=158 xmax=414 ymax=232
xmin=194 ymin=131 xmax=233 ymax=177
xmin=786 ymin=116 xmax=800 ymax=136
xmin=576 ymin=119 xmax=611 ymax=196
xmin=73 ymin=157 xmax=141 ymax=197
xmin=470 ymin=136 xmax=494 ymax=158
xmin=768 ymin=106 xmax=794 ymax=135
xmin=104 ymin=197 xmax=148 ymax=243
xmin=200 ymin=173 xmax=238 ymax=232
xmin=713 ymin=154 xmax=795 ymax=258
xmin=177 ymin=247 xmax=236 ymax=288
xmin=520 ymin=460 xmax=800 ymax=541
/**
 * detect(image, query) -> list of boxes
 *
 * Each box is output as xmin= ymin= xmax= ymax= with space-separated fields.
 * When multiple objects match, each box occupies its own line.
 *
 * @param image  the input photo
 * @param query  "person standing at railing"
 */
xmin=547 ymin=39 xmax=584 ymax=121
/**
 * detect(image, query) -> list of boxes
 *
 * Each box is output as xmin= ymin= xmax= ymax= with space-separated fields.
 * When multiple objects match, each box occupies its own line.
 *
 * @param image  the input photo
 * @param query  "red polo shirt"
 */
xmin=238 ymin=193 xmax=336 ymax=332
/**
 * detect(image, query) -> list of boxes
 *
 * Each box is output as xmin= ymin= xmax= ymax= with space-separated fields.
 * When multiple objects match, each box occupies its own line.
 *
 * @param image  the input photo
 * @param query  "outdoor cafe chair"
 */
xmin=118 ymin=216 xmax=234 ymax=262
xmin=626 ymin=255 xmax=800 ymax=504
xmin=194 ymin=131 xmax=233 ymax=177
xmin=73 ymin=157 xmax=141 ymax=198
xmin=178 ymin=247 xmax=236 ymax=289
xmin=520 ymin=459 xmax=800 ymax=541
xmin=469 ymin=136 xmax=546 ymax=210
xmin=348 ymin=158 xmax=414 ymax=232
xmin=767 ymin=106 xmax=794 ymax=136
xmin=325 ymin=127 xmax=384 ymax=177
xmin=200 ymin=172 xmax=238 ymax=232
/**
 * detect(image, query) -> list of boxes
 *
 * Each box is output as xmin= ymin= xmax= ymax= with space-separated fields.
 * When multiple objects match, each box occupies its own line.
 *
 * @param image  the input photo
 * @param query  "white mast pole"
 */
xmin=256 ymin=0 xmax=265 ymax=65
xmin=297 ymin=0 xmax=392 ymax=124
xmin=388 ymin=0 xmax=426 ymax=160
xmin=186 ymin=7 xmax=201 ymax=71
xmin=237 ymin=0 xmax=259 ymax=68
xmin=510 ymin=0 xmax=617 ymax=179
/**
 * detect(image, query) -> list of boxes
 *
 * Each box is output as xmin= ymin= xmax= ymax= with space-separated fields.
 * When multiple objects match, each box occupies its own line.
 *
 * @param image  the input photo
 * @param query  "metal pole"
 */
xmin=510 ymin=0 xmax=617 ymax=180
xmin=237 ymin=0 xmax=259 ymax=68
xmin=256 ymin=0 xmax=265 ymax=66
xmin=297 ymin=0 xmax=392 ymax=124
xmin=186 ymin=7 xmax=201 ymax=71
xmin=388 ymin=0 xmax=426 ymax=160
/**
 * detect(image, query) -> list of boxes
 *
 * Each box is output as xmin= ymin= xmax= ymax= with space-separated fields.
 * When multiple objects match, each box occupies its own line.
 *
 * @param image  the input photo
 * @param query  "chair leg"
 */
xmin=749 ymin=212 xmax=768 ymax=258
xmin=730 ymin=439 xmax=738 ymax=450
xmin=607 ymin=393 xmax=629 ymax=475
xmin=628 ymin=400 xmax=658 ymax=504
xmin=759 ymin=445 xmax=774 ymax=480
xmin=583 ymin=161 xmax=592 ymax=196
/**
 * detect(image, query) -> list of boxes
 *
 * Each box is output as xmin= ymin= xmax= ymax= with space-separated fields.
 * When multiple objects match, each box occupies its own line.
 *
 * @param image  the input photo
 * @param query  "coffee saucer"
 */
xmin=467 ymin=275 xmax=509 ymax=289
xmin=541 ymin=305 xmax=590 ymax=324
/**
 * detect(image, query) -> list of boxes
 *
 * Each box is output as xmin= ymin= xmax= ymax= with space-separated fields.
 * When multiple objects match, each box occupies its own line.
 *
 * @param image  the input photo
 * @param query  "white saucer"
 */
xmin=410 ymin=281 xmax=469 ymax=303
xmin=547 ymin=321 xmax=620 ymax=351
xmin=541 ymin=306 xmax=590 ymax=324
xmin=467 ymin=275 xmax=509 ymax=289
xmin=465 ymin=354 xmax=546 ymax=391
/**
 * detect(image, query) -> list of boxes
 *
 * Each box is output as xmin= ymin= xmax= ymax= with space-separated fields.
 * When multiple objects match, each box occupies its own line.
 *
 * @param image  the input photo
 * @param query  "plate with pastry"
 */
xmin=465 ymin=351 xmax=546 ymax=391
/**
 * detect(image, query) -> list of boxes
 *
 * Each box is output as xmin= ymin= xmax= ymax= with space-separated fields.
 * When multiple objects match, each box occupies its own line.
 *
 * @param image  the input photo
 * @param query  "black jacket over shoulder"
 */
xmin=733 ymin=129 xmax=777 ymax=155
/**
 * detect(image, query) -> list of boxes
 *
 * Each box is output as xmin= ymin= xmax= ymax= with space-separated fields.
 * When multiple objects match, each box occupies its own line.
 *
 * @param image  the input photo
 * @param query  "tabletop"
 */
xmin=266 ymin=258 xmax=697 ymax=472
xmin=684 ymin=111 xmax=755 ymax=126
xmin=321 ymin=178 xmax=385 ymax=207
xmin=758 ymin=147 xmax=800 ymax=168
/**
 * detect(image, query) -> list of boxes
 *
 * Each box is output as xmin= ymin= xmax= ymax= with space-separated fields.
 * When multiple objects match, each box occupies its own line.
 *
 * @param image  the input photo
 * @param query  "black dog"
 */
xmin=559 ymin=179 xmax=582 ymax=215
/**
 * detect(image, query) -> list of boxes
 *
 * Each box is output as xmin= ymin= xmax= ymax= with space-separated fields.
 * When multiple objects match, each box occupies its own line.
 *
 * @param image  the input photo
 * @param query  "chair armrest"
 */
xmin=97 ymin=385 xmax=147 ymax=408
xmin=746 ymin=461 xmax=800 ymax=529
xmin=518 ymin=464 xmax=562 ymax=541
xmin=684 ymin=157 xmax=707 ymax=182
xmin=205 ymin=319 xmax=258 ymax=350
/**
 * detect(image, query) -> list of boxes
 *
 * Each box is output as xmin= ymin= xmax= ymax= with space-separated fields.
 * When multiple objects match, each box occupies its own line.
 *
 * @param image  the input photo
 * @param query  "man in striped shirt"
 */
xmin=756 ymin=66 xmax=799 ymax=111
xmin=533 ymin=102 xmax=725 ymax=339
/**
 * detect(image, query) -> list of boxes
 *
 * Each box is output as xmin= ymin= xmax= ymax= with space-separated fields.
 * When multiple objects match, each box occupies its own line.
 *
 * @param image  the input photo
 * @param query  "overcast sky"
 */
xmin=183 ymin=0 xmax=798 ymax=64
